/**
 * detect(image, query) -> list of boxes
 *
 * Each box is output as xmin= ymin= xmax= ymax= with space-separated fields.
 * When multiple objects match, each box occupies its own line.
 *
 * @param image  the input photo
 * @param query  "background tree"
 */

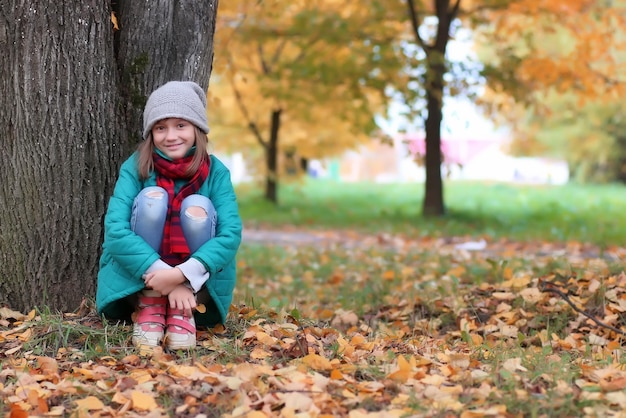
xmin=475 ymin=0 xmax=626 ymax=182
xmin=211 ymin=0 xmax=403 ymax=203
xmin=404 ymin=0 xmax=461 ymax=217
xmin=0 ymin=0 xmax=217 ymax=312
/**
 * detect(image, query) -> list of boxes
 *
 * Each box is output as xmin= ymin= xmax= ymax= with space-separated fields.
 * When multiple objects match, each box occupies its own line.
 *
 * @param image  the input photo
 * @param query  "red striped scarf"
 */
xmin=153 ymin=153 xmax=210 ymax=265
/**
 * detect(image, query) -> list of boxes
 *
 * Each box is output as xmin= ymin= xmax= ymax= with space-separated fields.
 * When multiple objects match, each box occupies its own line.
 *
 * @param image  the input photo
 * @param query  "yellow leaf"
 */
xmin=255 ymin=331 xmax=277 ymax=346
xmin=301 ymin=353 xmax=332 ymax=371
xmin=447 ymin=266 xmax=466 ymax=277
xmin=0 ymin=307 xmax=26 ymax=320
xmin=111 ymin=12 xmax=119 ymax=30
xmin=449 ymin=353 xmax=470 ymax=370
xmin=387 ymin=367 xmax=411 ymax=383
xmin=469 ymin=333 xmax=483 ymax=346
xmin=75 ymin=396 xmax=104 ymax=411
xmin=111 ymin=392 xmax=130 ymax=404
xmin=250 ymin=347 xmax=272 ymax=359
xmin=15 ymin=328 xmax=33 ymax=342
xmin=502 ymin=266 xmax=513 ymax=280
xmin=195 ymin=304 xmax=207 ymax=313
xmin=212 ymin=323 xmax=226 ymax=334
xmin=131 ymin=391 xmax=158 ymax=411
xmin=36 ymin=356 xmax=58 ymax=375
xmin=350 ymin=334 xmax=365 ymax=346
xmin=244 ymin=412 xmax=268 ymax=418
xmin=387 ymin=355 xmax=413 ymax=383
xmin=382 ymin=270 xmax=395 ymax=280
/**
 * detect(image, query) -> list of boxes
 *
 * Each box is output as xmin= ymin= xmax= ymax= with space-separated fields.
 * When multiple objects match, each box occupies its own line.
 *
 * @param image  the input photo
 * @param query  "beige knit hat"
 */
xmin=142 ymin=81 xmax=210 ymax=139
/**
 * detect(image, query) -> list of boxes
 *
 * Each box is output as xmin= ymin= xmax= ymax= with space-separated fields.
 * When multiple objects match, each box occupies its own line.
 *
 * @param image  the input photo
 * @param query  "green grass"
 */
xmin=3 ymin=179 xmax=626 ymax=417
xmin=236 ymin=179 xmax=626 ymax=246
xmin=18 ymin=306 xmax=134 ymax=360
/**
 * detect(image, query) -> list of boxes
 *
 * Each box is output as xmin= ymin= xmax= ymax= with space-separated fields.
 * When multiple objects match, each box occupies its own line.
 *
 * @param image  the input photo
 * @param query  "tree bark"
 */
xmin=423 ymin=67 xmax=445 ymax=216
xmin=421 ymin=0 xmax=459 ymax=217
xmin=265 ymin=109 xmax=282 ymax=203
xmin=115 ymin=0 xmax=218 ymax=143
xmin=300 ymin=157 xmax=309 ymax=173
xmin=0 ymin=0 xmax=217 ymax=312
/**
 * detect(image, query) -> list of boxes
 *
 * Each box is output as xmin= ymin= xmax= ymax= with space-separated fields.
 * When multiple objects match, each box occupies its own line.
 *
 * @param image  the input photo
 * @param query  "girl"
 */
xmin=96 ymin=81 xmax=242 ymax=350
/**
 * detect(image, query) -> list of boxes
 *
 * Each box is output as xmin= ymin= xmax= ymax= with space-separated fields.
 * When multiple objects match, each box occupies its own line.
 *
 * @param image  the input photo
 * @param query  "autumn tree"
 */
xmin=402 ymin=0 xmax=461 ymax=216
xmin=211 ymin=0 xmax=492 ymax=215
xmin=474 ymin=0 xmax=626 ymax=182
xmin=380 ymin=0 xmax=626 ymax=214
xmin=211 ymin=0 xmax=402 ymax=203
xmin=0 ymin=0 xmax=217 ymax=312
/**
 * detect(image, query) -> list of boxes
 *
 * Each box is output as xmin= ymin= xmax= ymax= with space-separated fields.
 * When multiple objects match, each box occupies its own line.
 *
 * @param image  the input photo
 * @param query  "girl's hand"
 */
xmin=168 ymin=285 xmax=197 ymax=317
xmin=144 ymin=267 xmax=186 ymax=295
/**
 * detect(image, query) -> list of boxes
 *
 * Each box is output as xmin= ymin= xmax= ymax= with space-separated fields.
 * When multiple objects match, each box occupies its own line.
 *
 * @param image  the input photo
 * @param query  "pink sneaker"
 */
xmin=165 ymin=308 xmax=196 ymax=350
xmin=132 ymin=290 xmax=167 ymax=347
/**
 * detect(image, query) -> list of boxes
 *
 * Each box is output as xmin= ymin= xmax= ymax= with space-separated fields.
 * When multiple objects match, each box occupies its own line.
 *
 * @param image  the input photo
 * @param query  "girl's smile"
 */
xmin=152 ymin=118 xmax=196 ymax=160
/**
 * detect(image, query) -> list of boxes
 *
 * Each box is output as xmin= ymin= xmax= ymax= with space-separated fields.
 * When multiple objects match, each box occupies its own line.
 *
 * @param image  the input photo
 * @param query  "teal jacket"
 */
xmin=96 ymin=152 xmax=242 ymax=326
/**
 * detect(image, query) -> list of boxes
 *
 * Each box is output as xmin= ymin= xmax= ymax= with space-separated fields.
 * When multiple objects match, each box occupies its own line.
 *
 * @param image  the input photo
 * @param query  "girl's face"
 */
xmin=151 ymin=118 xmax=196 ymax=160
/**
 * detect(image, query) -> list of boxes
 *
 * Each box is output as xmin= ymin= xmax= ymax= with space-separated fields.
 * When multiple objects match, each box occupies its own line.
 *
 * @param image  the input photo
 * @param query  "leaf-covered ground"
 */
xmin=2 ymin=230 xmax=626 ymax=417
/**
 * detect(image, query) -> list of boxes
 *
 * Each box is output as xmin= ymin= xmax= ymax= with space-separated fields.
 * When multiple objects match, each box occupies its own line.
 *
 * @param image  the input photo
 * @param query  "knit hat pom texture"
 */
xmin=142 ymin=81 xmax=209 ymax=139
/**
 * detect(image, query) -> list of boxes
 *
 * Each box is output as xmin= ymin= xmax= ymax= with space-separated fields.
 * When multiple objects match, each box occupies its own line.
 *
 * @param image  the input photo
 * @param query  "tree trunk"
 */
xmin=423 ymin=79 xmax=445 ymax=216
xmin=422 ymin=0 xmax=458 ymax=217
xmin=265 ymin=109 xmax=282 ymax=203
xmin=0 ymin=0 xmax=217 ymax=312
xmin=0 ymin=0 xmax=124 ymax=311
xmin=115 ymin=0 xmax=218 ymax=142
xmin=300 ymin=157 xmax=309 ymax=173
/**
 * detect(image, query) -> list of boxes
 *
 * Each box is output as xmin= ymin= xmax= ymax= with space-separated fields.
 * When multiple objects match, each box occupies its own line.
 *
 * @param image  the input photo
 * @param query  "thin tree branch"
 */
xmin=406 ymin=0 xmax=428 ymax=52
xmin=225 ymin=52 xmax=268 ymax=149
xmin=270 ymin=39 xmax=288 ymax=69
xmin=540 ymin=279 xmax=626 ymax=337
xmin=449 ymin=0 xmax=461 ymax=22
xmin=257 ymin=43 xmax=270 ymax=75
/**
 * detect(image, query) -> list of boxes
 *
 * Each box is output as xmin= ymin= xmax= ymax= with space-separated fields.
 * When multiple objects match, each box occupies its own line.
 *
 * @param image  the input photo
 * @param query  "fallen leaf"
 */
xmin=131 ymin=390 xmax=158 ymax=411
xmin=74 ymin=396 xmax=104 ymax=411
xmin=301 ymin=353 xmax=332 ymax=371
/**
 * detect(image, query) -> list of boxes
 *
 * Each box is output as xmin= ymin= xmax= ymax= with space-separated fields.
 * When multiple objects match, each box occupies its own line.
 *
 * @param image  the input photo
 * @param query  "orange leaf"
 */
xmin=607 ymin=340 xmax=621 ymax=351
xmin=131 ymin=391 xmax=158 ymax=411
xmin=301 ymin=353 xmax=332 ymax=371
xmin=600 ymin=377 xmax=626 ymax=392
xmin=330 ymin=369 xmax=344 ymax=380
xmin=75 ymin=396 xmax=104 ymax=411
xmin=111 ymin=12 xmax=119 ymax=30
xmin=9 ymin=403 xmax=28 ymax=418
xmin=387 ymin=355 xmax=413 ymax=383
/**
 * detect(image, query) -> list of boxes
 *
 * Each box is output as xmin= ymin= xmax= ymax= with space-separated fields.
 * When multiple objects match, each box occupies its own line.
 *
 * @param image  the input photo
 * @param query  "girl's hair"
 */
xmin=136 ymin=126 xmax=210 ymax=180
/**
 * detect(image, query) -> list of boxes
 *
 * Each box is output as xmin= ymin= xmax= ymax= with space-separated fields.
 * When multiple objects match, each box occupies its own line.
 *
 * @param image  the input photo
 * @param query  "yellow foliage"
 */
xmin=209 ymin=0 xmax=403 ymax=178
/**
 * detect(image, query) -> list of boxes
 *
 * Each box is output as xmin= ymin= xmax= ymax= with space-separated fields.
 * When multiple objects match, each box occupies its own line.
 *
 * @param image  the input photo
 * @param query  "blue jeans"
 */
xmin=131 ymin=186 xmax=216 ymax=254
